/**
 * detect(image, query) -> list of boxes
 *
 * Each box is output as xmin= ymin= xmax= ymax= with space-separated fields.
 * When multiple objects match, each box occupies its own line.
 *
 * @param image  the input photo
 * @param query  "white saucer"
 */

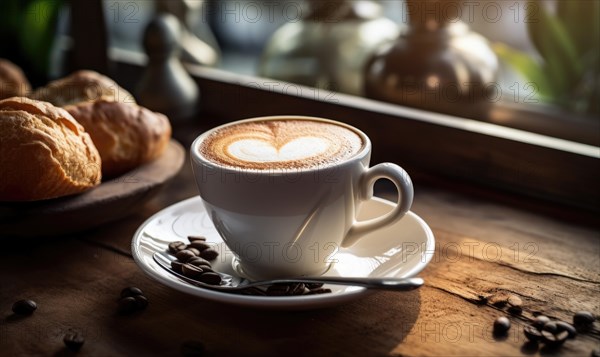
xmin=131 ymin=196 xmax=435 ymax=309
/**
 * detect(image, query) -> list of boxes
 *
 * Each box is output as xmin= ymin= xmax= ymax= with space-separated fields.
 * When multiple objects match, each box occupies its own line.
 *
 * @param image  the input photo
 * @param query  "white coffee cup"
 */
xmin=191 ymin=116 xmax=413 ymax=279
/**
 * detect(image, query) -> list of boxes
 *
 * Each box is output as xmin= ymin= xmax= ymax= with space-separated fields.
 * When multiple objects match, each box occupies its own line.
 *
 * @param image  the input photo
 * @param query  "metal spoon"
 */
xmin=153 ymin=251 xmax=423 ymax=293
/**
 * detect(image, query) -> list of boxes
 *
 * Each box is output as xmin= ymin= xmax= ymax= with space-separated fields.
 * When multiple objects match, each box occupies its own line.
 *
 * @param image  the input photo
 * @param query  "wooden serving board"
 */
xmin=0 ymin=140 xmax=185 ymax=238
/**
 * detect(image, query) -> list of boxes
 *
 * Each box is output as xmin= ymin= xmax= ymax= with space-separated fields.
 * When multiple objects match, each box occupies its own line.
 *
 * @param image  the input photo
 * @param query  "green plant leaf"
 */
xmin=558 ymin=0 xmax=600 ymax=57
xmin=492 ymin=42 xmax=553 ymax=99
xmin=526 ymin=0 xmax=583 ymax=93
xmin=18 ymin=0 xmax=62 ymax=74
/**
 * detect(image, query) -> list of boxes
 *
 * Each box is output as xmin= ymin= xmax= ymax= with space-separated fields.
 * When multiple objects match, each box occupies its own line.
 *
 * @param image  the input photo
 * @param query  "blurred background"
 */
xmin=0 ymin=0 xmax=598 ymax=136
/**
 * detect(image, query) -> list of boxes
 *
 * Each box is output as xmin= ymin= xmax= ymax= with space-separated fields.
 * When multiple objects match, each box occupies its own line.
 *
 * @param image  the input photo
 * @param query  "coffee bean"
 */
xmin=266 ymin=284 xmax=290 ymax=296
xmin=524 ymin=325 xmax=543 ymax=342
xmin=489 ymin=294 xmax=509 ymax=307
xmin=573 ymin=311 xmax=595 ymax=328
xmin=306 ymin=288 xmax=332 ymax=295
xmin=188 ymin=248 xmax=201 ymax=256
xmin=508 ymin=306 xmax=523 ymax=315
xmin=63 ymin=330 xmax=85 ymax=351
xmin=134 ymin=295 xmax=149 ymax=310
xmin=305 ymin=283 xmax=324 ymax=290
xmin=118 ymin=297 xmax=138 ymax=315
xmin=198 ymin=272 xmax=221 ymax=285
xmin=197 ymin=265 xmax=214 ymax=273
xmin=188 ymin=241 xmax=211 ymax=251
xmin=187 ymin=236 xmax=207 ymax=242
xmin=532 ymin=315 xmax=550 ymax=329
xmin=168 ymin=241 xmax=187 ymax=254
xmin=176 ymin=250 xmax=197 ymax=262
xmin=187 ymin=256 xmax=211 ymax=267
xmin=12 ymin=299 xmax=37 ymax=315
xmin=171 ymin=260 xmax=184 ymax=273
xmin=540 ymin=330 xmax=555 ymax=343
xmin=289 ymin=283 xmax=306 ymax=296
xmin=507 ymin=295 xmax=522 ymax=306
xmin=555 ymin=321 xmax=577 ymax=338
xmin=200 ymin=249 xmax=219 ymax=261
xmin=543 ymin=321 xmax=559 ymax=334
xmin=507 ymin=295 xmax=523 ymax=314
xmin=120 ymin=287 xmax=143 ymax=299
xmin=182 ymin=264 xmax=204 ymax=278
xmin=181 ymin=340 xmax=205 ymax=356
xmin=493 ymin=317 xmax=511 ymax=335
xmin=542 ymin=330 xmax=569 ymax=346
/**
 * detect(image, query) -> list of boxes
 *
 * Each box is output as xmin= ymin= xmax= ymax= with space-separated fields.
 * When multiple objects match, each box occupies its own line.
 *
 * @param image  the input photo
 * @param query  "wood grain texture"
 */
xmin=0 ymin=124 xmax=598 ymax=356
xmin=2 ymin=149 xmax=593 ymax=356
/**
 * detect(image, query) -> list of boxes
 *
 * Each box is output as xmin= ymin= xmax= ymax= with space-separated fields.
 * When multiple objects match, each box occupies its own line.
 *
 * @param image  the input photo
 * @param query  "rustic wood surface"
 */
xmin=0 ymin=123 xmax=598 ymax=357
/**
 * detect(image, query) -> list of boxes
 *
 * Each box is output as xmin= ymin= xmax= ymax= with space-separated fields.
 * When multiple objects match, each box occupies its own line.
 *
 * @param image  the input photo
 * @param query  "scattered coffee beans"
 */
xmin=306 ymin=288 xmax=333 ymax=295
xmin=120 ymin=287 xmax=143 ymax=299
xmin=63 ymin=330 xmax=85 ymax=351
xmin=493 ymin=317 xmax=511 ymax=335
xmin=305 ymin=283 xmax=324 ymax=290
xmin=166 ymin=237 xmax=333 ymax=296
xmin=187 ymin=247 xmax=201 ymax=256
xmin=133 ymin=295 xmax=149 ymax=310
xmin=515 ymin=312 xmax=591 ymax=352
xmin=176 ymin=250 xmax=197 ymax=262
xmin=187 ymin=236 xmax=207 ymax=242
xmin=189 ymin=241 xmax=211 ymax=251
xmin=573 ymin=311 xmax=595 ymax=329
xmin=200 ymin=249 xmax=219 ymax=261
xmin=543 ymin=321 xmax=558 ymax=334
xmin=507 ymin=295 xmax=523 ymax=314
xmin=489 ymin=294 xmax=509 ymax=307
xmin=532 ymin=315 xmax=551 ymax=329
xmin=117 ymin=287 xmax=149 ymax=314
xmin=187 ymin=257 xmax=211 ymax=267
xmin=168 ymin=241 xmax=187 ymax=254
xmin=198 ymin=272 xmax=222 ymax=285
xmin=523 ymin=325 xmax=543 ymax=342
xmin=182 ymin=264 xmax=204 ymax=278
xmin=12 ymin=299 xmax=37 ymax=315
xmin=167 ymin=238 xmax=223 ymax=286
xmin=118 ymin=297 xmax=138 ymax=315
xmin=171 ymin=260 xmax=184 ymax=273
xmin=555 ymin=321 xmax=577 ymax=338
xmin=542 ymin=330 xmax=569 ymax=346
xmin=288 ymin=283 xmax=306 ymax=296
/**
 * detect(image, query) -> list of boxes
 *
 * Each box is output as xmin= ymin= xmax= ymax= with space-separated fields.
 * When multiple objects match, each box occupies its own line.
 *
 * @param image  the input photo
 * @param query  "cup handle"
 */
xmin=342 ymin=163 xmax=414 ymax=247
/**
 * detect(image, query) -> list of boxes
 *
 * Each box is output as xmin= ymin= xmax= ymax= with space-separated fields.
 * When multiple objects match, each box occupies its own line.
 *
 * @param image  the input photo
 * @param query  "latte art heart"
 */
xmin=198 ymin=119 xmax=364 ymax=170
xmin=227 ymin=137 xmax=329 ymax=163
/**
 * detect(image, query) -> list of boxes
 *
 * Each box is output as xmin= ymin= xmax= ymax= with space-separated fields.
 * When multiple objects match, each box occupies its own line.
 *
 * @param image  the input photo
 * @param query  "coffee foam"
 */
xmin=199 ymin=120 xmax=364 ymax=170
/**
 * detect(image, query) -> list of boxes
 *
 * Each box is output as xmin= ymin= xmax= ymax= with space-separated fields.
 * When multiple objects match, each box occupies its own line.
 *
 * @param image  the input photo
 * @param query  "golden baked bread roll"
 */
xmin=0 ymin=59 xmax=31 ymax=100
xmin=0 ymin=97 xmax=102 ymax=201
xmin=31 ymin=70 xmax=134 ymax=106
xmin=65 ymin=100 xmax=172 ymax=178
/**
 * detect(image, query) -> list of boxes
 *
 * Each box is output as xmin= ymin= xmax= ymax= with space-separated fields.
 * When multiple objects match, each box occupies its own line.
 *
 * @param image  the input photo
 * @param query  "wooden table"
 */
xmin=1 ymin=124 xmax=598 ymax=357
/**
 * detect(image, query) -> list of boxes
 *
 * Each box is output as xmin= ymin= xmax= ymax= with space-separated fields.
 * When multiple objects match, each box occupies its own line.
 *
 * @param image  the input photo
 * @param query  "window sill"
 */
xmin=110 ymin=49 xmax=600 ymax=212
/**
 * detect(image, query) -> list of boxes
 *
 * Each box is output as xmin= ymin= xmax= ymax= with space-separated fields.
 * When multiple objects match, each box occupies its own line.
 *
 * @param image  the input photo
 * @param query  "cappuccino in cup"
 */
xmin=197 ymin=119 xmax=365 ymax=170
xmin=192 ymin=116 xmax=413 ymax=279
